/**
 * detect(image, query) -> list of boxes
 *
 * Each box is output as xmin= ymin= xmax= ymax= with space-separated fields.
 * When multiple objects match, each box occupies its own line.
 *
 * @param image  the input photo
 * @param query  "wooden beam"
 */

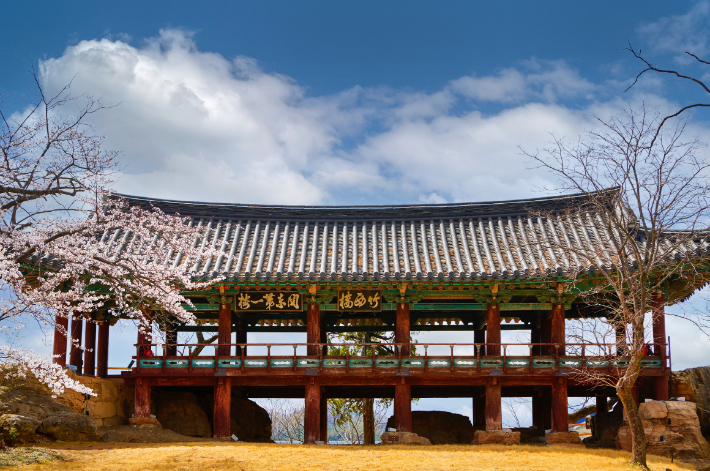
xmin=485 ymin=377 xmax=502 ymax=430
xmin=83 ymin=319 xmax=97 ymax=377
xmin=307 ymin=303 xmax=321 ymax=357
xmin=218 ymin=304 xmax=232 ymax=357
xmin=69 ymin=317 xmax=84 ymax=374
xmin=96 ymin=322 xmax=109 ymax=378
xmin=551 ymin=304 xmax=566 ymax=354
xmin=396 ymin=303 xmax=410 ymax=356
xmin=486 ymin=303 xmax=501 ymax=356
xmin=394 ymin=378 xmax=412 ymax=432
xmin=304 ymin=377 xmax=321 ymax=444
xmin=551 ymin=377 xmax=568 ymax=432
xmin=213 ymin=377 xmax=231 ymax=438
xmin=52 ymin=315 xmax=68 ymax=365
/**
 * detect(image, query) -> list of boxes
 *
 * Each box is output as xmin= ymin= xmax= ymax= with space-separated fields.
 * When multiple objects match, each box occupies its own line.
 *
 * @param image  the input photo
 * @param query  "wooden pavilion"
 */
xmin=50 ymin=190 xmax=699 ymax=442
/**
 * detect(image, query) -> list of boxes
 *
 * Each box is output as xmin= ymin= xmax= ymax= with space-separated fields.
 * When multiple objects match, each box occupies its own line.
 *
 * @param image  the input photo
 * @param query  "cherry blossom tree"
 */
xmin=1 ymin=75 xmax=218 ymax=395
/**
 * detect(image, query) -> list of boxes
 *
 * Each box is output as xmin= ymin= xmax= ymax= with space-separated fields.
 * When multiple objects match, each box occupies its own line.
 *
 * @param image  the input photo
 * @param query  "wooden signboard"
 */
xmin=337 ymin=289 xmax=382 ymax=312
xmin=236 ymin=292 xmax=302 ymax=311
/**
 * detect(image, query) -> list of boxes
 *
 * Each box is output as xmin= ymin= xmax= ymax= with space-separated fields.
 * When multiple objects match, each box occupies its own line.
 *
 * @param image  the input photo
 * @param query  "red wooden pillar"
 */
xmin=472 ymin=390 xmax=486 ymax=429
xmin=551 ymin=377 xmax=568 ymax=432
xmin=304 ymin=377 xmax=321 ymax=444
xmin=319 ymin=394 xmax=328 ymax=443
xmin=652 ymin=293 xmax=669 ymax=400
xmin=394 ymin=378 xmax=412 ymax=432
xmin=485 ymin=377 xmax=502 ymax=430
xmin=474 ymin=328 xmax=486 ymax=357
xmin=134 ymin=377 xmax=151 ymax=418
xmin=165 ymin=324 xmax=177 ymax=357
xmin=69 ymin=317 xmax=84 ymax=374
xmin=235 ymin=316 xmax=247 ymax=356
xmin=83 ymin=319 xmax=97 ymax=376
xmin=218 ymin=303 xmax=232 ymax=357
xmin=395 ymin=302 xmax=411 ymax=356
xmin=307 ymin=303 xmax=321 ymax=357
xmin=551 ymin=303 xmax=566 ymax=356
xmin=52 ymin=315 xmax=68 ymax=365
xmin=486 ymin=303 xmax=501 ymax=356
xmin=96 ymin=322 xmax=109 ymax=378
xmin=213 ymin=377 xmax=231 ymax=437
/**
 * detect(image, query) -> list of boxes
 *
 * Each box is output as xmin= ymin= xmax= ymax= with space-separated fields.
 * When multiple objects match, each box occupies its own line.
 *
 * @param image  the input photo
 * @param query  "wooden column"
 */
xmin=485 ymin=378 xmax=502 ymax=430
xmin=472 ymin=390 xmax=486 ymax=429
xmin=69 ymin=317 xmax=84 ymax=374
xmin=52 ymin=315 xmax=68 ymax=365
xmin=320 ymin=326 xmax=328 ymax=357
xmin=551 ymin=303 xmax=566 ymax=356
xmin=394 ymin=378 xmax=412 ymax=432
xmin=304 ymin=378 xmax=321 ymax=444
xmin=213 ymin=377 xmax=231 ymax=437
xmin=652 ymin=293 xmax=669 ymax=400
xmin=83 ymin=320 xmax=97 ymax=376
xmin=486 ymin=303 xmax=501 ymax=356
xmin=551 ymin=377 xmax=568 ymax=432
xmin=218 ymin=303 xmax=232 ymax=357
xmin=96 ymin=322 xmax=110 ymax=378
xmin=307 ymin=303 xmax=321 ymax=357
xmin=532 ymin=387 xmax=552 ymax=431
xmin=474 ymin=328 xmax=486 ymax=357
xmin=320 ymin=394 xmax=328 ymax=443
xmin=165 ymin=324 xmax=177 ymax=357
xmin=395 ymin=302 xmax=410 ymax=356
xmin=134 ymin=377 xmax=151 ymax=418
xmin=235 ymin=317 xmax=247 ymax=356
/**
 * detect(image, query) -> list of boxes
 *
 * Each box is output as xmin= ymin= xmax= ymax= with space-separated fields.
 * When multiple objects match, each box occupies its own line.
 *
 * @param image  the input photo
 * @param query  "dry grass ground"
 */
xmin=14 ymin=442 xmax=695 ymax=471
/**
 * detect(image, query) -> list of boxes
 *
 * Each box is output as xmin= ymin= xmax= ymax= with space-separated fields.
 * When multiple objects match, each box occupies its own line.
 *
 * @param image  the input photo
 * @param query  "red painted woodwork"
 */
xmin=394 ymin=378 xmax=412 ymax=432
xmin=83 ymin=320 xmax=97 ymax=376
xmin=134 ymin=377 xmax=151 ymax=418
xmin=472 ymin=392 xmax=486 ymax=429
xmin=97 ymin=322 xmax=109 ymax=378
xmin=474 ymin=328 xmax=486 ymax=357
xmin=532 ymin=387 xmax=552 ymax=431
xmin=652 ymin=293 xmax=670 ymax=400
xmin=69 ymin=317 xmax=84 ymax=374
xmin=307 ymin=303 xmax=321 ymax=357
xmin=320 ymin=326 xmax=328 ymax=357
xmin=551 ymin=303 xmax=565 ymax=355
xmin=486 ymin=303 xmax=501 ymax=356
xmin=218 ymin=304 xmax=232 ymax=357
xmin=52 ymin=315 xmax=68 ymax=365
xmin=213 ymin=377 xmax=231 ymax=437
xmin=165 ymin=325 xmax=177 ymax=357
xmin=485 ymin=378 xmax=502 ymax=430
xmin=235 ymin=320 xmax=247 ymax=356
xmin=395 ymin=303 xmax=411 ymax=356
xmin=304 ymin=378 xmax=321 ymax=443
xmin=319 ymin=395 xmax=328 ymax=443
xmin=551 ymin=377 xmax=568 ymax=432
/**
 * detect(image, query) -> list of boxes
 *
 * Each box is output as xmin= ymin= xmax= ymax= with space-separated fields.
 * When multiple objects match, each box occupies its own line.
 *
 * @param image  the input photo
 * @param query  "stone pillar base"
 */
xmin=545 ymin=431 xmax=582 ymax=446
xmin=380 ymin=431 xmax=431 ymax=445
xmin=472 ymin=430 xmax=521 ymax=445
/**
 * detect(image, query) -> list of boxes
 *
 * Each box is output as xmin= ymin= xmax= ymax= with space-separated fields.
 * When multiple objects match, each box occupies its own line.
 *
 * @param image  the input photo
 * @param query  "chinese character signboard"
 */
xmin=338 ymin=290 xmax=382 ymax=312
xmin=236 ymin=292 xmax=302 ymax=311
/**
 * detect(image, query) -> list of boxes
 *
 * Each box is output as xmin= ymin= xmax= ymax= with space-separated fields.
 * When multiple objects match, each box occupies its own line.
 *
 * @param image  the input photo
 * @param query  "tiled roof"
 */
xmin=105 ymin=190 xmax=706 ymax=281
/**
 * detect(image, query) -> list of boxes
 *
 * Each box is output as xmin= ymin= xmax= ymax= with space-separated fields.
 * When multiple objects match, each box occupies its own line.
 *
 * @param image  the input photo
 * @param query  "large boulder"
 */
xmin=200 ymin=394 xmax=273 ymax=442
xmin=472 ymin=430 xmax=521 ymax=445
xmin=617 ymin=401 xmax=710 ymax=462
xmin=154 ymin=392 xmax=212 ymax=437
xmin=385 ymin=411 xmax=475 ymax=444
xmin=546 ymin=431 xmax=583 ymax=446
xmin=672 ymin=366 xmax=710 ymax=435
xmin=380 ymin=431 xmax=431 ymax=445
xmin=40 ymin=411 xmax=98 ymax=441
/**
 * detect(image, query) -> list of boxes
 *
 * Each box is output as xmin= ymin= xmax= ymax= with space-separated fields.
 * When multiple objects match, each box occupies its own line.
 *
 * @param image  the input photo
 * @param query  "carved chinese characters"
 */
xmin=338 ymin=289 xmax=381 ymax=312
xmin=236 ymin=292 xmax=302 ymax=311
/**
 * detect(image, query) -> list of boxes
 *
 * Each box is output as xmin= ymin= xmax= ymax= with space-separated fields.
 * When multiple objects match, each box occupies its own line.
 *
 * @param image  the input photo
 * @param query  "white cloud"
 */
xmin=637 ymin=1 xmax=710 ymax=62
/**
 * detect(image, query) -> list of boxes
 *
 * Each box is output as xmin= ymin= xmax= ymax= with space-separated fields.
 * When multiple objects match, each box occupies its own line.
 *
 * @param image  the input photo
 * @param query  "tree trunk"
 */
xmin=618 ymin=385 xmax=647 ymax=468
xmin=363 ymin=398 xmax=375 ymax=445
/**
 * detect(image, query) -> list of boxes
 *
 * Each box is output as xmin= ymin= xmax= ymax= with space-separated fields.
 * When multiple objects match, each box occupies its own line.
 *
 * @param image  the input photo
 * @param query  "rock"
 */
xmin=472 ymin=430 xmax=521 ymax=445
xmin=128 ymin=417 xmax=161 ymax=427
xmin=380 ymin=431 xmax=431 ymax=445
xmin=155 ymin=392 xmax=211 ymax=437
xmin=513 ymin=427 xmax=545 ymax=444
xmin=99 ymin=425 xmax=205 ymax=443
xmin=40 ymin=411 xmax=98 ymax=441
xmin=0 ymin=414 xmax=41 ymax=444
xmin=385 ymin=411 xmax=474 ymax=444
xmin=546 ymin=431 xmax=583 ymax=446
xmin=199 ymin=394 xmax=273 ymax=442
xmin=672 ymin=366 xmax=710 ymax=436
xmin=617 ymin=401 xmax=710 ymax=462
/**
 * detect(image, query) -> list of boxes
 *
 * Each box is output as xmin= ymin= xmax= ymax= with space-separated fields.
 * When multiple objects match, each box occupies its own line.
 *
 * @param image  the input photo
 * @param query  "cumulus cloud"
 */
xmin=637 ymin=1 xmax=710 ymax=62
xmin=36 ymin=29 xmax=680 ymax=207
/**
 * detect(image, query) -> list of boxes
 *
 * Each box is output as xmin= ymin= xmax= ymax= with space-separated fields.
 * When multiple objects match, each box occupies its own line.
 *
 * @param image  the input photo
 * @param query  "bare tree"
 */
xmin=525 ymin=106 xmax=710 ymax=469
xmin=258 ymin=398 xmax=305 ymax=444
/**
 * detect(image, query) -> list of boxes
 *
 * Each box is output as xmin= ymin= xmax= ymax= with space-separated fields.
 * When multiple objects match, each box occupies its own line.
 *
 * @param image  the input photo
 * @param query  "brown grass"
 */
xmin=17 ymin=442 xmax=695 ymax=471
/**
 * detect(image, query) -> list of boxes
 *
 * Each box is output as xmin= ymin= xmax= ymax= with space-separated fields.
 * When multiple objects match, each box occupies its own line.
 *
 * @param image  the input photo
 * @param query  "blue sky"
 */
xmin=3 ymin=1 xmax=710 ymax=425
